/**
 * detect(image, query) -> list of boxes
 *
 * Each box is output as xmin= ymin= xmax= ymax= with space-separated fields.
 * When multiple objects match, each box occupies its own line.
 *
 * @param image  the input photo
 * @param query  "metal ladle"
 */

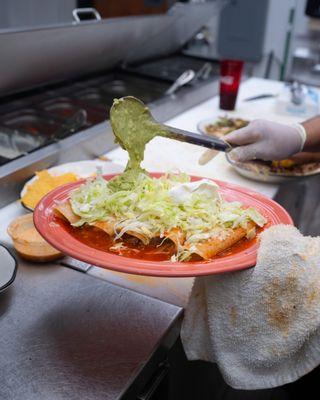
xmin=165 ymin=69 xmax=195 ymax=96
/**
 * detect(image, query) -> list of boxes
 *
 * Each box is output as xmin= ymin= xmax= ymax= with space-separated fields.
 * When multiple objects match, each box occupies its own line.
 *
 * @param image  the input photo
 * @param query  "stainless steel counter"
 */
xmin=0 ymin=259 xmax=182 ymax=399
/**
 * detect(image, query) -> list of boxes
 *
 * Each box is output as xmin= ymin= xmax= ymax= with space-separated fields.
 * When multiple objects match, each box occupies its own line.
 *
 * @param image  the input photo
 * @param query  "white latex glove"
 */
xmin=224 ymin=119 xmax=306 ymax=162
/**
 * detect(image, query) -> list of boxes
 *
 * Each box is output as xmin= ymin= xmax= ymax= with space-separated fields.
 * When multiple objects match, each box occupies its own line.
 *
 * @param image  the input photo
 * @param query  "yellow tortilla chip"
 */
xmin=22 ymin=170 xmax=78 ymax=209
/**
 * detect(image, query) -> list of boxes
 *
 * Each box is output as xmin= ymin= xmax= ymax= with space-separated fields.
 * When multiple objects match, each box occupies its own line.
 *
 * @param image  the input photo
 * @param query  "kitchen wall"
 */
xmin=244 ymin=0 xmax=314 ymax=82
xmin=286 ymin=0 xmax=320 ymax=85
xmin=252 ymin=0 xmax=295 ymax=80
xmin=184 ymin=0 xmax=294 ymax=80
xmin=184 ymin=0 xmax=308 ymax=82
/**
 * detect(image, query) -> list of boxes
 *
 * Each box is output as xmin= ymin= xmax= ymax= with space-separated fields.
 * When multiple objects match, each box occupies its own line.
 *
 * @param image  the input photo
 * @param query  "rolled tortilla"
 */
xmin=54 ymin=200 xmax=151 ymax=244
xmin=54 ymin=201 xmax=80 ymax=224
xmin=185 ymin=221 xmax=256 ymax=260
xmin=55 ymin=201 xmax=115 ymax=233
xmin=55 ymin=201 xmax=257 ymax=258
xmin=164 ymin=228 xmax=185 ymax=249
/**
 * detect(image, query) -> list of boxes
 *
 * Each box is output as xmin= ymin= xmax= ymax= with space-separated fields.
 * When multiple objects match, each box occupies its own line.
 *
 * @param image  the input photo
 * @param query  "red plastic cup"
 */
xmin=219 ymin=59 xmax=244 ymax=111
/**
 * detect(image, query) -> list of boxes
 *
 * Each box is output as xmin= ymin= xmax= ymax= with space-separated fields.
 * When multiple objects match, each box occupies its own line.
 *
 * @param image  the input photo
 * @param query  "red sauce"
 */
xmin=60 ymin=219 xmax=259 ymax=262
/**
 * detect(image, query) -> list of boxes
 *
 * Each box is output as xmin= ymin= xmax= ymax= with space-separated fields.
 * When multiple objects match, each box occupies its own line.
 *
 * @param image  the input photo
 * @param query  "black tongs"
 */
xmin=163 ymin=125 xmax=232 ymax=152
xmin=110 ymin=96 xmax=232 ymax=153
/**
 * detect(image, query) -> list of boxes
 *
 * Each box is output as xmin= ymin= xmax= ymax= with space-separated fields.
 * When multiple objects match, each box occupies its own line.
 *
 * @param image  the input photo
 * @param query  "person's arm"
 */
xmin=302 ymin=116 xmax=320 ymax=152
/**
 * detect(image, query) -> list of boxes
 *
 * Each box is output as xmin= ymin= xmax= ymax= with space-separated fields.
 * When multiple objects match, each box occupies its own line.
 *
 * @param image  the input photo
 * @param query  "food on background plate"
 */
xmin=204 ymin=116 xmax=249 ymax=137
xmin=270 ymin=152 xmax=320 ymax=173
xmin=228 ymin=152 xmax=320 ymax=179
xmin=271 ymin=159 xmax=295 ymax=170
xmin=7 ymin=214 xmax=63 ymax=262
xmin=53 ymin=97 xmax=267 ymax=262
xmin=21 ymin=170 xmax=78 ymax=209
xmin=269 ymin=159 xmax=319 ymax=174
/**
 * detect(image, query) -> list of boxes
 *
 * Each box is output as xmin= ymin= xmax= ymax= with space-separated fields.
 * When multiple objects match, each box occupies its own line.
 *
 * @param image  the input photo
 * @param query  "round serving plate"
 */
xmin=33 ymin=173 xmax=293 ymax=277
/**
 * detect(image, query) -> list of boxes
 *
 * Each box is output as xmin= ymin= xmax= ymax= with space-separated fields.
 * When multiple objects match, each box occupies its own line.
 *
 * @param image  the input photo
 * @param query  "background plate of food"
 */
xmin=33 ymin=173 xmax=292 ymax=277
xmin=197 ymin=115 xmax=249 ymax=138
xmin=20 ymin=160 xmax=124 ymax=211
xmin=226 ymin=152 xmax=320 ymax=183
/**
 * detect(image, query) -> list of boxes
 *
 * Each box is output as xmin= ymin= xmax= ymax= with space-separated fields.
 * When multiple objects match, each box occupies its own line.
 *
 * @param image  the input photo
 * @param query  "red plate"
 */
xmin=34 ymin=173 xmax=293 ymax=277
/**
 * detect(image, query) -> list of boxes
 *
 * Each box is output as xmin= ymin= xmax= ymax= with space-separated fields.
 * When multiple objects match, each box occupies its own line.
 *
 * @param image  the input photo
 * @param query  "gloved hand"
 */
xmin=224 ymin=119 xmax=306 ymax=162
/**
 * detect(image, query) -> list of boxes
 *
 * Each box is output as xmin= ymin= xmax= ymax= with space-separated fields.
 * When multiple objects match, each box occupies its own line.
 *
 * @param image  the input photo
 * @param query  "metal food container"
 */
xmin=0 ymin=2 xmax=220 ymax=96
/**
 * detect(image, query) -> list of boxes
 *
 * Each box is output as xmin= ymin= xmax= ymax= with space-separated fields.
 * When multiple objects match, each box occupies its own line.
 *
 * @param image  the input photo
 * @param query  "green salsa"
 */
xmin=108 ymin=96 xmax=168 ymax=190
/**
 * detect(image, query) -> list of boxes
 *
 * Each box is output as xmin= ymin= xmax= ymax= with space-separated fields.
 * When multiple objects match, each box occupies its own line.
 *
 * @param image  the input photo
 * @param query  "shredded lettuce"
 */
xmin=70 ymin=172 xmax=110 ymax=225
xmin=69 ymin=171 xmax=267 ymax=260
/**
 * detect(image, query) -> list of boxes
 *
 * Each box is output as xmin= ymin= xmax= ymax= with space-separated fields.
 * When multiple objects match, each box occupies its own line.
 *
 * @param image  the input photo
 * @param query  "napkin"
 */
xmin=181 ymin=224 xmax=320 ymax=390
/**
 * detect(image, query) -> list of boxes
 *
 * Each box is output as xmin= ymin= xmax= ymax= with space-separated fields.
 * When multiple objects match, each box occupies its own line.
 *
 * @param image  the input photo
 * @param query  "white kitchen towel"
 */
xmin=181 ymin=224 xmax=320 ymax=390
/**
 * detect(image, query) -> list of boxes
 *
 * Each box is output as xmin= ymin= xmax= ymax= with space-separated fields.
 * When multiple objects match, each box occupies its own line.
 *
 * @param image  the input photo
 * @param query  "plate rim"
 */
xmin=0 ymin=244 xmax=18 ymax=293
xmin=225 ymin=153 xmax=320 ymax=179
xmin=33 ymin=173 xmax=293 ymax=277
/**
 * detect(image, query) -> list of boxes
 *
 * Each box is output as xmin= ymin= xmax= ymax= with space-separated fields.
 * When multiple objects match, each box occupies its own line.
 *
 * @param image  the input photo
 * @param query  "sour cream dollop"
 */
xmin=168 ymin=179 xmax=221 ymax=204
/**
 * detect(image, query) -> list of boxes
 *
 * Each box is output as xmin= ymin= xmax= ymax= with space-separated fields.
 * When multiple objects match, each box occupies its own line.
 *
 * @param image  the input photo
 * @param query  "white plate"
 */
xmin=225 ymin=153 xmax=320 ymax=183
xmin=197 ymin=114 xmax=251 ymax=136
xmin=21 ymin=160 xmax=124 ymax=210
